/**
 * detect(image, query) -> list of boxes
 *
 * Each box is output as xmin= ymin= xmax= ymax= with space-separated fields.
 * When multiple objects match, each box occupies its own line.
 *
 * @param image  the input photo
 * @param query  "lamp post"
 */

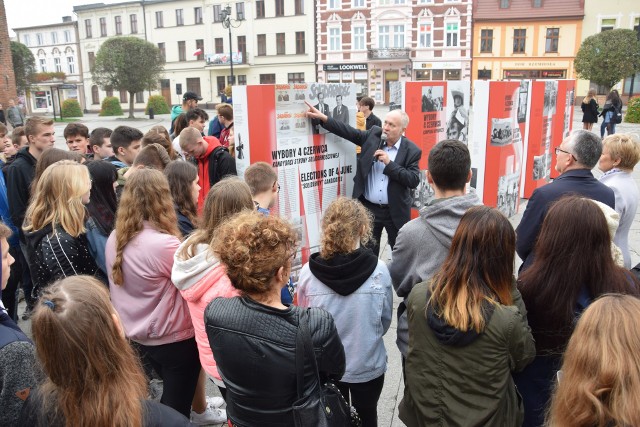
xmin=220 ymin=5 xmax=239 ymax=86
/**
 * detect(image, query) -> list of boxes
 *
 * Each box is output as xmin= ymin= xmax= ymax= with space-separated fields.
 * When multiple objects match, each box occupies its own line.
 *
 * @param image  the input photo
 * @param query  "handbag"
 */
xmin=291 ymin=309 xmax=361 ymax=427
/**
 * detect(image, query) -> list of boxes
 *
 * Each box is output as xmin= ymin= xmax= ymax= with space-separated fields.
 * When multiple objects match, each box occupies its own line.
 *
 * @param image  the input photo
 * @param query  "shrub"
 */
xmin=61 ymin=99 xmax=83 ymax=118
xmin=625 ymin=96 xmax=640 ymax=124
xmin=99 ymin=96 xmax=123 ymax=116
xmin=145 ymin=95 xmax=170 ymax=114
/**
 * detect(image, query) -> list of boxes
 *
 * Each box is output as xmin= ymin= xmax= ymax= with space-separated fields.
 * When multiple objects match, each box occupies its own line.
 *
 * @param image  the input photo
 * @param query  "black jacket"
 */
xmin=4 ymin=147 xmax=36 ymax=241
xmin=205 ymin=296 xmax=345 ymax=427
xmin=24 ymin=224 xmax=102 ymax=293
xmin=322 ymin=117 xmax=422 ymax=229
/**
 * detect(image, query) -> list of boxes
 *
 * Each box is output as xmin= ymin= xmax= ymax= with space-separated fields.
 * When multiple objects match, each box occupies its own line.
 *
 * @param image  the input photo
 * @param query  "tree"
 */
xmin=574 ymin=29 xmax=640 ymax=90
xmin=93 ymin=37 xmax=165 ymax=118
xmin=11 ymin=41 xmax=36 ymax=94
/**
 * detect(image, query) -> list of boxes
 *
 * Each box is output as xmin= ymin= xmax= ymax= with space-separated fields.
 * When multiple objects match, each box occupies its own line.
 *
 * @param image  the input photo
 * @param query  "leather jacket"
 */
xmin=205 ymin=296 xmax=346 ymax=427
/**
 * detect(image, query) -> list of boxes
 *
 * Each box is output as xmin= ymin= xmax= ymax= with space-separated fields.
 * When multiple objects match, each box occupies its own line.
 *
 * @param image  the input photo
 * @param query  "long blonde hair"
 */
xmin=583 ymin=89 xmax=596 ymax=104
xmin=32 ymin=276 xmax=147 ymax=427
xmin=23 ymin=160 xmax=90 ymax=237
xmin=547 ymin=294 xmax=640 ymax=427
xmin=111 ymin=168 xmax=180 ymax=285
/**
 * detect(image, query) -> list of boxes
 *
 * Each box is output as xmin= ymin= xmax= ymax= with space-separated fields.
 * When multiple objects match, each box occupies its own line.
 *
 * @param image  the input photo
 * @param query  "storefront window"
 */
xmin=327 ymin=72 xmax=341 ymax=82
xmin=416 ymin=70 xmax=431 ymax=80
xmin=432 ymin=69 xmax=444 ymax=80
xmin=34 ymin=91 xmax=49 ymax=109
xmin=445 ymin=70 xmax=461 ymax=80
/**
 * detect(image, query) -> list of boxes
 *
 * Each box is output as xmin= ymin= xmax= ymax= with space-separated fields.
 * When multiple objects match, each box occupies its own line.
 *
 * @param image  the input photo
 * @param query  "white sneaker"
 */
xmin=206 ymin=396 xmax=225 ymax=408
xmin=190 ymin=406 xmax=227 ymax=425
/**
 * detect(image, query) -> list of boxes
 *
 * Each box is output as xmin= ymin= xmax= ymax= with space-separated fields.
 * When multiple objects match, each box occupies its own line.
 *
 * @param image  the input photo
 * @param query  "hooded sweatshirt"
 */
xmin=297 ymin=248 xmax=393 ymax=383
xmin=5 ymin=147 xmax=37 ymax=242
xmin=389 ymin=192 xmax=482 ymax=356
xmin=171 ymin=241 xmax=240 ymax=381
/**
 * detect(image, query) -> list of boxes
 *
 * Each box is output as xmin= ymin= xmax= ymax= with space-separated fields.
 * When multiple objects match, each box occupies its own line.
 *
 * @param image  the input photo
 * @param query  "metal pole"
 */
xmin=228 ymin=20 xmax=234 ymax=85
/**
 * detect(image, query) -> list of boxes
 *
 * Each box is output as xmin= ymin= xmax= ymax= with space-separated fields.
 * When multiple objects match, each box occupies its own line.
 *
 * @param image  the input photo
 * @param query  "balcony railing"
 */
xmin=368 ymin=48 xmax=411 ymax=60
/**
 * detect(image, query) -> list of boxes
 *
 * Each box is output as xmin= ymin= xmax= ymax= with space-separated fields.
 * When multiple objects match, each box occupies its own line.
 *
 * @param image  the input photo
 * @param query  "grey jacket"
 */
xmin=389 ymin=193 xmax=482 ymax=356
xmin=6 ymin=106 xmax=24 ymax=127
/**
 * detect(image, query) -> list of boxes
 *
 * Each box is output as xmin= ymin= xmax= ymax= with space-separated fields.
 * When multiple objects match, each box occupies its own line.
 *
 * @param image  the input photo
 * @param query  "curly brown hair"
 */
xmin=211 ymin=211 xmax=298 ymax=296
xmin=320 ymin=197 xmax=373 ymax=259
xmin=111 ymin=169 xmax=180 ymax=285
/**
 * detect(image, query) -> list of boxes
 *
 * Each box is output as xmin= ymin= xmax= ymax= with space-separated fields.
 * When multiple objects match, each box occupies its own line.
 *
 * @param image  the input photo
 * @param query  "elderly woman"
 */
xmin=204 ymin=211 xmax=345 ymax=426
xmin=599 ymin=133 xmax=640 ymax=268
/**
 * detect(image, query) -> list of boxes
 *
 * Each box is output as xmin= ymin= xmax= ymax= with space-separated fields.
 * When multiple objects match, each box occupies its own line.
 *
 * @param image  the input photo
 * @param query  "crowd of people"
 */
xmin=0 ymin=91 xmax=639 ymax=427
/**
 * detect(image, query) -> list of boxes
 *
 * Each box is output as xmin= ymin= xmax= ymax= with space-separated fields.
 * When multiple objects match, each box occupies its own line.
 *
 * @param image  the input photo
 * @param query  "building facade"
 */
xmin=0 ymin=0 xmax=18 ymax=109
xmin=13 ymin=17 xmax=84 ymax=114
xmin=578 ymin=0 xmax=640 ymax=102
xmin=316 ymin=0 xmax=472 ymax=105
xmin=74 ymin=0 xmax=316 ymax=112
xmin=472 ymin=0 xmax=583 ymax=87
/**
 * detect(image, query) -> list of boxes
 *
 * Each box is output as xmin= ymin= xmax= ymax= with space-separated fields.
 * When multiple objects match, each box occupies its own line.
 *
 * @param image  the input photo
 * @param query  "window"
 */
xmin=213 ymin=5 xmax=222 ymax=22
xmin=329 ymin=27 xmax=341 ymax=51
xmin=23 ymin=34 xmax=30 ymax=46
xmin=64 ymin=30 xmax=71 ymax=42
xmin=295 ymin=0 xmax=304 ymax=14
xmin=135 ymin=91 xmax=144 ymax=103
xmin=36 ymin=33 xmax=43 ymax=45
xmin=393 ymin=25 xmax=404 ymax=48
xmin=130 ymin=14 xmax=138 ymax=33
xmin=115 ymin=16 xmax=122 ymax=35
xmin=353 ymin=0 xmax=364 ymax=6
xmin=88 ymin=51 xmax=95 ymax=71
xmin=260 ymin=74 xmax=276 ymax=84
xmin=54 ymin=57 xmax=62 ymax=72
xmin=378 ymin=25 xmax=389 ymax=48
xmin=288 ymin=72 xmax=304 ymax=83
xmin=257 ymin=34 xmax=266 ymax=55
xmin=91 ymin=85 xmax=100 ymax=105
xmin=275 ymin=0 xmax=284 ymax=16
xmin=256 ymin=0 xmax=265 ymax=18
xmin=295 ymin=31 xmax=305 ymax=54
xmin=445 ymin=22 xmax=458 ymax=47
xmin=67 ymin=56 xmax=75 ymax=74
xmin=85 ymin=20 xmax=92 ymax=38
xmin=513 ymin=28 xmax=526 ymax=53
xmin=480 ymin=29 xmax=493 ymax=52
xmin=236 ymin=3 xmax=245 ymax=20
xmin=39 ymin=58 xmax=47 ymax=72
xmin=635 ymin=17 xmax=640 ymax=40
xmin=195 ymin=7 xmax=203 ymax=24
xmin=238 ymin=75 xmax=247 ymax=85
xmin=276 ymin=33 xmax=285 ymax=55
xmin=100 ymin=17 xmax=107 ymax=37
xmin=178 ymin=41 xmax=186 ymax=61
xmin=158 ymin=43 xmax=166 ymax=60
xmin=215 ymin=37 xmax=224 ymax=54
xmin=51 ymin=32 xmax=58 ymax=44
xmin=600 ymin=18 xmax=616 ymax=32
xmin=119 ymin=90 xmax=128 ymax=103
xmin=196 ymin=39 xmax=204 ymax=60
xmin=419 ymin=0 xmax=434 ymax=3
xmin=328 ymin=0 xmax=339 ymax=8
xmin=176 ymin=9 xmax=184 ymax=26
xmin=156 ymin=11 xmax=164 ymax=28
xmin=418 ymin=22 xmax=432 ymax=48
xmin=545 ymin=28 xmax=559 ymax=53
xmin=533 ymin=0 xmax=542 ymax=7
xmin=353 ymin=26 xmax=365 ymax=50
xmin=106 ymin=89 xmax=113 ymax=98
xmin=238 ymin=35 xmax=246 ymax=61
xmin=500 ymin=0 xmax=509 ymax=8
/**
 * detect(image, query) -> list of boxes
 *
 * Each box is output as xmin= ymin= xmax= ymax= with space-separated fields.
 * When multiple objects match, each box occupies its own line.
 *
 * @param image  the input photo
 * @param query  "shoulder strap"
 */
xmin=296 ymin=308 xmax=323 ymax=400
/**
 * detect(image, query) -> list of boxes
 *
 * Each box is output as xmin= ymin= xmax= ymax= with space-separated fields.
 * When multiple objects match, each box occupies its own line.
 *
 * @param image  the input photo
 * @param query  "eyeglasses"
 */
xmin=555 ymin=147 xmax=576 ymax=161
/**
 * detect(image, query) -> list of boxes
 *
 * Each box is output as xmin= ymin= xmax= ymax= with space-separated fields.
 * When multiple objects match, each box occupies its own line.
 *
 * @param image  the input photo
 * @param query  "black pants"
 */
xmin=360 ymin=198 xmax=398 ymax=256
xmin=337 ymin=374 xmax=385 ymax=427
xmin=0 ymin=246 xmax=23 ymax=320
xmin=18 ymin=242 xmax=35 ymax=309
xmin=136 ymin=338 xmax=201 ymax=418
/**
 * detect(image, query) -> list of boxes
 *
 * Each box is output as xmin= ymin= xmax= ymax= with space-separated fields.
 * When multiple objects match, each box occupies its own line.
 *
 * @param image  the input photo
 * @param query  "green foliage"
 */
xmin=10 ymin=42 xmax=36 ymax=94
xmin=61 ymin=99 xmax=83 ymax=118
xmin=33 ymin=72 xmax=67 ymax=82
xmin=145 ymin=95 xmax=170 ymax=114
xmin=625 ymin=97 xmax=640 ymax=124
xmin=575 ymin=29 xmax=640 ymax=90
xmin=93 ymin=37 xmax=165 ymax=118
xmin=99 ymin=97 xmax=123 ymax=117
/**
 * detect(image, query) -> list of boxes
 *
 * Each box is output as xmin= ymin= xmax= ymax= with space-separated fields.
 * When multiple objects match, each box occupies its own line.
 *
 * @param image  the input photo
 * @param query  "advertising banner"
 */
xmin=233 ymin=84 xmax=357 ymax=281
xmin=471 ymin=80 xmax=530 ymax=217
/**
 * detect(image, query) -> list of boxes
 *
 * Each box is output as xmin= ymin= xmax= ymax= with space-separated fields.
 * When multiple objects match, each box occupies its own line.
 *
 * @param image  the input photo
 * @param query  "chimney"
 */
xmin=62 ymin=16 xmax=72 ymax=23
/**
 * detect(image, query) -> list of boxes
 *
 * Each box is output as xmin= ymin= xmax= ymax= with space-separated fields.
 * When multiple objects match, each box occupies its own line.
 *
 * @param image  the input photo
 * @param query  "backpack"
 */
xmin=612 ymin=105 xmax=623 ymax=124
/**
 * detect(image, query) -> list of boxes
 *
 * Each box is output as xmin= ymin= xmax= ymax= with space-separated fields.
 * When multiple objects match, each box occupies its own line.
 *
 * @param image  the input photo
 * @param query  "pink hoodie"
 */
xmin=172 ymin=240 xmax=240 ymax=381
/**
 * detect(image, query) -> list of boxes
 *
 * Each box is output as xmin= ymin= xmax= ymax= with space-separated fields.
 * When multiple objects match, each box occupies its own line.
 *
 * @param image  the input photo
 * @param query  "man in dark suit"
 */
xmin=305 ymin=101 xmax=422 ymax=256
xmin=312 ymin=92 xmax=331 ymax=134
xmin=332 ymin=95 xmax=349 ymax=125
xmin=516 ymin=129 xmax=615 ymax=270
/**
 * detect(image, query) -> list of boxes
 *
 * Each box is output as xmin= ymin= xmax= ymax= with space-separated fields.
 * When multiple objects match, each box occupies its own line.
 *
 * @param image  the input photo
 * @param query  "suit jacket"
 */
xmin=516 ymin=168 xmax=615 ymax=269
xmin=322 ymin=117 xmax=421 ymax=229
xmin=312 ymin=102 xmax=331 ymax=133
xmin=333 ymin=105 xmax=349 ymax=124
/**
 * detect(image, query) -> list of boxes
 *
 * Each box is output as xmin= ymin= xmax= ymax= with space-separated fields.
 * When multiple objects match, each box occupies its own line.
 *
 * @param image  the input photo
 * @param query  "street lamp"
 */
xmin=220 ymin=5 xmax=241 ymax=86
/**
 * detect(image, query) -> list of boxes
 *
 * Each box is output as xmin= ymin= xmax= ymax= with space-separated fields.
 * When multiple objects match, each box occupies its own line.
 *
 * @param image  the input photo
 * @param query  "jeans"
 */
xmin=600 ymin=111 xmax=616 ymax=137
xmin=337 ymin=374 xmax=385 ymax=427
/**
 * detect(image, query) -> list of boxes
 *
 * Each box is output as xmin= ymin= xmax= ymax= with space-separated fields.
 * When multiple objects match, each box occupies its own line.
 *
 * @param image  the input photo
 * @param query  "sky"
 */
xmin=6 ymin=0 xmax=122 ymax=35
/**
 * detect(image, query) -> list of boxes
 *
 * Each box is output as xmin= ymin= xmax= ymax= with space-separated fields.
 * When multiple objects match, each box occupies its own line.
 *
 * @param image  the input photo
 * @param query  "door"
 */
xmin=186 ymin=78 xmax=201 ymax=96
xmin=384 ymin=70 xmax=399 ymax=104
xmin=160 ymin=79 xmax=171 ymax=106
